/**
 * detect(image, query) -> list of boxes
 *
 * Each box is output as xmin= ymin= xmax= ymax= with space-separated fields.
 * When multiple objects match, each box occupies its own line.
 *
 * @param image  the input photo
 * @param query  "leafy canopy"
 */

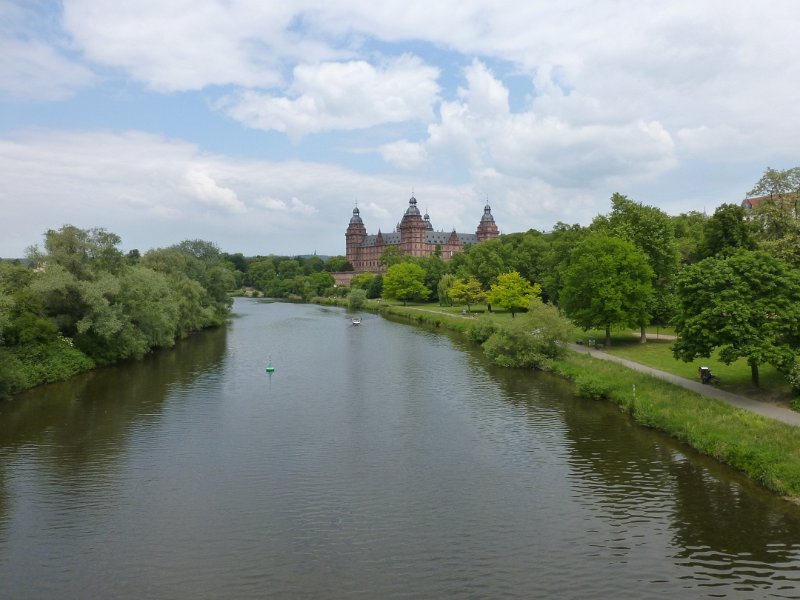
xmin=673 ymin=250 xmax=800 ymax=385
xmin=487 ymin=271 xmax=541 ymax=317
xmin=382 ymin=262 xmax=430 ymax=305
xmin=560 ymin=235 xmax=654 ymax=345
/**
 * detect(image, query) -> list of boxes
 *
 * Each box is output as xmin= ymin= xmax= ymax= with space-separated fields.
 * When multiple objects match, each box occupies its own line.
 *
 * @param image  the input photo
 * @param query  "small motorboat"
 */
xmin=351 ymin=318 xmax=361 ymax=326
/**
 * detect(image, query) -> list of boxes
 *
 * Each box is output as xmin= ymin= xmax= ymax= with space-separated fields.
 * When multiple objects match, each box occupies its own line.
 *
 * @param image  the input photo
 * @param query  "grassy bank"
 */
xmin=315 ymin=298 xmax=800 ymax=498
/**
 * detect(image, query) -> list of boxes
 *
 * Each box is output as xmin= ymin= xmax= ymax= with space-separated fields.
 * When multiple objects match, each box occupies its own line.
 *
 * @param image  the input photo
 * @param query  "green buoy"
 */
xmin=266 ymin=356 xmax=275 ymax=373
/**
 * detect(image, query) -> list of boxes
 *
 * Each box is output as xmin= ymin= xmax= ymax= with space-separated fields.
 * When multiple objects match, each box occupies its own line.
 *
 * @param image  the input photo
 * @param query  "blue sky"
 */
xmin=1 ymin=1 xmax=798 ymax=258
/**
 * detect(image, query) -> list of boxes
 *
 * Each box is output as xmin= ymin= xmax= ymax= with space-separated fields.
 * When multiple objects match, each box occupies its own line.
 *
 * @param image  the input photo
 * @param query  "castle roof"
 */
xmin=349 ymin=206 xmax=363 ymax=224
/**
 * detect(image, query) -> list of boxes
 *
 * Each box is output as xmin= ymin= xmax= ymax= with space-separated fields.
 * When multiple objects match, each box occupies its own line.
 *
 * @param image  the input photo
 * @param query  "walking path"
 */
xmin=569 ymin=343 xmax=800 ymax=427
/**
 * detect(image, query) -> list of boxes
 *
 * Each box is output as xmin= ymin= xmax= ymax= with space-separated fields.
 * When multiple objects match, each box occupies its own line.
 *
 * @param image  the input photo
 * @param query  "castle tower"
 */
xmin=476 ymin=203 xmax=499 ymax=241
xmin=399 ymin=195 xmax=427 ymax=257
xmin=345 ymin=206 xmax=367 ymax=270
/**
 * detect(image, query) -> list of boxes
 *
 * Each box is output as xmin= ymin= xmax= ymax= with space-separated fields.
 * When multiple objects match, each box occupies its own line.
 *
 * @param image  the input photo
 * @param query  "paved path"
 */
xmin=569 ymin=343 xmax=800 ymax=427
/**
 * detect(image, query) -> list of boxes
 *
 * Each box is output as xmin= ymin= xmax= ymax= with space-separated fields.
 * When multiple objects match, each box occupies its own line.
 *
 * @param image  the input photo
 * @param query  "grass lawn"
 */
xmin=583 ymin=333 xmax=793 ymax=405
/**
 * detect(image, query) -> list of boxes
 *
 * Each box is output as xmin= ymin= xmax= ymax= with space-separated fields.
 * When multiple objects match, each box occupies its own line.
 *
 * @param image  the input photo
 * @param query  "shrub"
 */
xmin=482 ymin=300 xmax=574 ymax=369
xmin=469 ymin=316 xmax=497 ymax=343
xmin=348 ymin=288 xmax=367 ymax=310
xmin=574 ymin=374 xmax=612 ymax=400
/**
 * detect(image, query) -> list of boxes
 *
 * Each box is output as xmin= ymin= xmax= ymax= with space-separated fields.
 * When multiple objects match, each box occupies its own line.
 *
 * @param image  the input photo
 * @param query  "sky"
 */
xmin=1 ymin=1 xmax=799 ymax=258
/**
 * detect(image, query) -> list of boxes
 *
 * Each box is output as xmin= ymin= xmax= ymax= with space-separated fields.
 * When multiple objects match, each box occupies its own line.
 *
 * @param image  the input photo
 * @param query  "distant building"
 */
xmin=333 ymin=195 xmax=499 ymax=285
xmin=741 ymin=193 xmax=799 ymax=221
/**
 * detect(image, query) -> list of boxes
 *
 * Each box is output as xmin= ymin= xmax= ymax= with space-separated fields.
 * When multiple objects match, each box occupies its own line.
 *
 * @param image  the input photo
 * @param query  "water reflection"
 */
xmin=0 ymin=326 xmax=227 ymax=532
xmin=669 ymin=457 xmax=800 ymax=592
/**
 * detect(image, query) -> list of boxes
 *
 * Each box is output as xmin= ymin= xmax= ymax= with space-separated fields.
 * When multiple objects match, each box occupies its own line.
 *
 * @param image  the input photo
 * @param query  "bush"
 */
xmin=348 ymin=288 xmax=367 ymax=310
xmin=574 ymin=374 xmax=613 ymax=400
xmin=482 ymin=300 xmax=574 ymax=369
xmin=469 ymin=316 xmax=497 ymax=343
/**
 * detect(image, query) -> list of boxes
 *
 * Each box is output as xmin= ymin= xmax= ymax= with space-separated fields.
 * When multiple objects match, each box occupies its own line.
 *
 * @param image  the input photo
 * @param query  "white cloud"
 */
xmin=219 ymin=55 xmax=439 ymax=138
xmin=61 ymin=1 xmax=308 ymax=91
xmin=183 ymin=169 xmax=246 ymax=214
xmin=379 ymin=140 xmax=427 ymax=169
xmin=406 ymin=60 xmax=677 ymax=188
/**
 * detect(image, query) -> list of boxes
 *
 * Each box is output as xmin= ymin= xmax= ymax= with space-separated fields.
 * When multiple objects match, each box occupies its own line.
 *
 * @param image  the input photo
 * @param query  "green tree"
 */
xmin=277 ymin=259 xmax=301 ymax=280
xmin=379 ymin=246 xmax=407 ymax=268
xmin=540 ymin=222 xmax=589 ymax=304
xmin=697 ymin=204 xmax=755 ymax=259
xmin=749 ymin=166 xmax=800 ymax=204
xmin=594 ymin=193 xmax=679 ymax=340
xmin=248 ymin=258 xmax=277 ymax=292
xmin=366 ymin=274 xmax=383 ymax=299
xmin=382 ymin=263 xmax=430 ymax=305
xmin=487 ymin=271 xmax=541 ymax=318
xmin=350 ymin=272 xmax=374 ymax=291
xmin=453 ymin=240 xmax=506 ymax=287
xmin=448 ymin=277 xmax=486 ymax=313
xmin=325 ymin=255 xmax=353 ymax=272
xmin=308 ymin=271 xmax=334 ymax=296
xmin=437 ymin=273 xmax=457 ymax=306
xmin=348 ymin=288 xmax=367 ymax=310
xmin=560 ymin=235 xmax=654 ymax=347
xmin=415 ymin=254 xmax=447 ymax=301
xmin=673 ymin=250 xmax=800 ymax=386
xmin=672 ymin=211 xmax=706 ymax=264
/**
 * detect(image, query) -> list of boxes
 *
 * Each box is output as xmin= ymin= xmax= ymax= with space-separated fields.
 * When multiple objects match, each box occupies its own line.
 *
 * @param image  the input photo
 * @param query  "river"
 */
xmin=1 ymin=299 xmax=800 ymax=599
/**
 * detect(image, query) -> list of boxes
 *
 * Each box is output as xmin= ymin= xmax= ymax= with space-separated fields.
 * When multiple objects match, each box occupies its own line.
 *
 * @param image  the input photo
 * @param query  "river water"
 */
xmin=2 ymin=299 xmax=800 ymax=599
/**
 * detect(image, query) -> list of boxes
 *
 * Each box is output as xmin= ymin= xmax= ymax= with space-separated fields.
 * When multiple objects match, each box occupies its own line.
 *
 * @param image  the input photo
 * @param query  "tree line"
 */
xmin=0 ymin=227 xmax=237 ymax=396
xmin=4 ymin=165 xmax=800 ymax=395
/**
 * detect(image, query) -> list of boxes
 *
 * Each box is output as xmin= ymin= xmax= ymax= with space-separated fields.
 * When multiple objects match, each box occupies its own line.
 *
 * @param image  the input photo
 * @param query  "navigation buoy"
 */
xmin=266 ymin=356 xmax=275 ymax=373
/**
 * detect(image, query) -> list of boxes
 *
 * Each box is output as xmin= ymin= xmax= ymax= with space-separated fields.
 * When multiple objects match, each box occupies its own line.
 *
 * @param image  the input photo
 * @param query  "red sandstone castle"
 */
xmin=345 ymin=195 xmax=499 ymax=274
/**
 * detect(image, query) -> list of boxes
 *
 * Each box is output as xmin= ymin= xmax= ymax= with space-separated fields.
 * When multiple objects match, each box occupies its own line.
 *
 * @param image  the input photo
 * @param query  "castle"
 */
xmin=344 ymin=195 xmax=499 ymax=276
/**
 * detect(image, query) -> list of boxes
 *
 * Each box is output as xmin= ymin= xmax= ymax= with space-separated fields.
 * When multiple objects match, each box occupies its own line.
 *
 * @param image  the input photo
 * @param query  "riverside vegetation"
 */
xmin=0 ymin=227 xmax=236 ymax=396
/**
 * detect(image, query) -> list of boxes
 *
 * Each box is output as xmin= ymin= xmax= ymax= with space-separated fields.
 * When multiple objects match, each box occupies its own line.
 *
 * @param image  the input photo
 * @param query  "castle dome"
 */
xmin=481 ymin=203 xmax=495 ymax=222
xmin=424 ymin=212 xmax=433 ymax=230
xmin=350 ymin=206 xmax=363 ymax=224
xmin=404 ymin=195 xmax=421 ymax=217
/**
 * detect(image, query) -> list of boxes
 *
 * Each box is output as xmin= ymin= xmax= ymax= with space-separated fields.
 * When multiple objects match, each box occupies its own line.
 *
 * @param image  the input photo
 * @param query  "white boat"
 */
xmin=352 ymin=318 xmax=361 ymax=325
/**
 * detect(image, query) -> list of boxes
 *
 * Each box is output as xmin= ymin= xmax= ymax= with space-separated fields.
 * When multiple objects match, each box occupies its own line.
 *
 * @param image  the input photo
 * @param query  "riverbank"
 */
xmin=314 ymin=296 xmax=800 ymax=499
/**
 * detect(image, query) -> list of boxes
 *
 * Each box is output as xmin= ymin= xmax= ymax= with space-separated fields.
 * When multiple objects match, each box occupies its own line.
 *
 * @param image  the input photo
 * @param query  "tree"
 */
xmin=348 ymin=288 xmax=367 ymax=310
xmin=487 ymin=271 xmax=540 ymax=318
xmin=448 ymin=277 xmax=486 ymax=313
xmin=540 ymin=222 xmax=589 ymax=304
xmin=672 ymin=211 xmax=706 ymax=264
xmin=673 ymin=250 xmax=800 ymax=386
xmin=749 ymin=166 xmax=800 ymax=204
xmin=415 ymin=254 xmax=447 ymax=302
xmin=437 ymin=273 xmax=457 ymax=306
xmin=29 ymin=225 xmax=125 ymax=279
xmin=560 ymin=235 xmax=654 ymax=347
xmin=379 ymin=246 xmax=406 ymax=268
xmin=248 ymin=258 xmax=277 ymax=291
xmin=697 ymin=204 xmax=755 ymax=259
xmin=325 ymin=255 xmax=353 ymax=272
xmin=382 ymin=263 xmax=430 ymax=305
xmin=308 ymin=271 xmax=334 ymax=296
xmin=453 ymin=240 xmax=506 ymax=287
xmin=593 ymin=193 xmax=679 ymax=340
